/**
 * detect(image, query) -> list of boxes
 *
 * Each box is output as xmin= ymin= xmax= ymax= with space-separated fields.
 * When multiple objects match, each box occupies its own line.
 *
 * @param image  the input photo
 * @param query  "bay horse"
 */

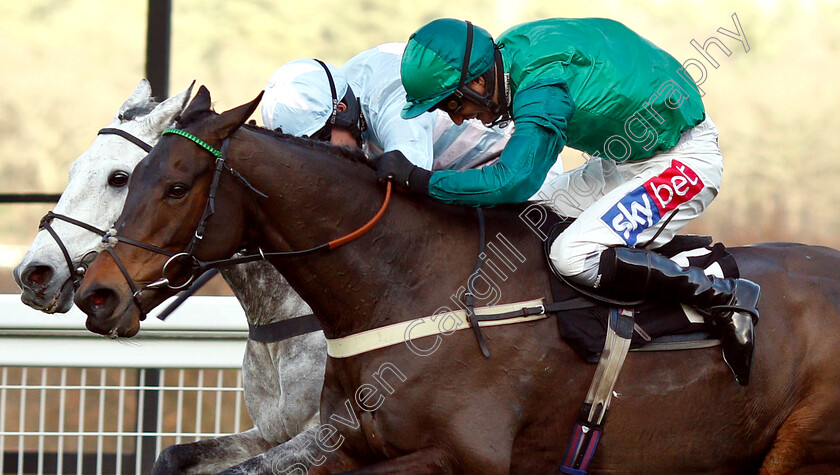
xmin=75 ymin=86 xmax=840 ymax=473
xmin=13 ymin=80 xmax=326 ymax=473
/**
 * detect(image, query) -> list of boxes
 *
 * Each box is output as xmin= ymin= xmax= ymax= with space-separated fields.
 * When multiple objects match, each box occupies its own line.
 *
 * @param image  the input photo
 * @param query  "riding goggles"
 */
xmin=432 ymin=91 xmax=465 ymax=115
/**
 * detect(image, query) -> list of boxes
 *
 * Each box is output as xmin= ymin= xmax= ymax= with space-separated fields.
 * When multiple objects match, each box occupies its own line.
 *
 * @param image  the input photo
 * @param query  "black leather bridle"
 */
xmin=37 ymin=128 xmax=154 ymax=292
xmin=83 ymin=126 xmax=390 ymax=321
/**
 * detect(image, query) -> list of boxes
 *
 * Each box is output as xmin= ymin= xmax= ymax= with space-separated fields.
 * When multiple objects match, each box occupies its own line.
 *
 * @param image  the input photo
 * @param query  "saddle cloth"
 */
xmin=543 ymin=219 xmax=739 ymax=363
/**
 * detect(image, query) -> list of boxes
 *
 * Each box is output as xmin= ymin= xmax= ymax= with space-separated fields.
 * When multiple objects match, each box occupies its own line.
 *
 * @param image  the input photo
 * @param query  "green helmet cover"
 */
xmin=400 ymin=18 xmax=496 ymax=119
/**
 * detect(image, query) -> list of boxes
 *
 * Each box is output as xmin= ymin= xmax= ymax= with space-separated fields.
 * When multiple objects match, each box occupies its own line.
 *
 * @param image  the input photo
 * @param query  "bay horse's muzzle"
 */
xmin=75 ymin=283 xmax=120 ymax=327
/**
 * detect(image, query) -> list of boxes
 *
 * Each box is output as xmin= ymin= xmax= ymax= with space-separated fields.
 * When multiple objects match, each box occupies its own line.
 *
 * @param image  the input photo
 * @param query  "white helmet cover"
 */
xmin=261 ymin=59 xmax=349 ymax=137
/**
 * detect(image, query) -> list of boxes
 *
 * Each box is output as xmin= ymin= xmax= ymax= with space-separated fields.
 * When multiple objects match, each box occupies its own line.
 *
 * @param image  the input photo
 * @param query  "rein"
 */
xmin=100 ymin=127 xmax=391 ymax=319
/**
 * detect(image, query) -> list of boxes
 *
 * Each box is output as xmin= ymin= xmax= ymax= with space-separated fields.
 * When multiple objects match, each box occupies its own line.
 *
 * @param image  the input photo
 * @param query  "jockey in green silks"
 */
xmin=376 ymin=18 xmax=760 ymax=385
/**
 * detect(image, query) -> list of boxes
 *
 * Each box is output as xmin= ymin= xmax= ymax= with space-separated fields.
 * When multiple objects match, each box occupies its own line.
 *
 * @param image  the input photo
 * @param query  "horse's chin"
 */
xmin=20 ymin=277 xmax=76 ymax=314
xmin=84 ymin=303 xmax=141 ymax=338
xmin=115 ymin=319 xmax=141 ymax=338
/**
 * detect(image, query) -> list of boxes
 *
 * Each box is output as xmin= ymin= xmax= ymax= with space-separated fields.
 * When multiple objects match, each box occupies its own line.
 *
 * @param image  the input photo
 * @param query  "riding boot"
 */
xmin=597 ymin=247 xmax=760 ymax=386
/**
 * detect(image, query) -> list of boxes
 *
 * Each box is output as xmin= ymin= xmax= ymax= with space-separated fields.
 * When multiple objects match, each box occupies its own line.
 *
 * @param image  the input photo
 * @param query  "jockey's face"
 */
xmin=445 ymin=76 xmax=499 ymax=127
xmin=323 ymin=102 xmax=361 ymax=148
xmin=329 ymin=128 xmax=359 ymax=148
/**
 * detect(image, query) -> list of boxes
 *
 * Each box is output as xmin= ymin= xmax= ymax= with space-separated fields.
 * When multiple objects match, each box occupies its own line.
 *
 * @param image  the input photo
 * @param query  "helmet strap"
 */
xmin=455 ymin=22 xmax=511 ymax=128
xmin=314 ymin=59 xmax=339 ymax=126
xmin=486 ymin=47 xmax=512 ymax=128
xmin=312 ymin=59 xmax=366 ymax=146
xmin=457 ymin=21 xmax=475 ymax=90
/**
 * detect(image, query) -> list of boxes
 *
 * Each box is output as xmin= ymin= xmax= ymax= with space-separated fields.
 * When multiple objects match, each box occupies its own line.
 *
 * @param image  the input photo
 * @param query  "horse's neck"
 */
xmin=231 ymin=130 xmax=483 ymax=338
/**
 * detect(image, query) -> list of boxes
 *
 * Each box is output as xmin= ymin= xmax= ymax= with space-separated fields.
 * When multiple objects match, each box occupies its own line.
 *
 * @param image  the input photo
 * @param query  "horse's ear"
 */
xmin=144 ymin=80 xmax=195 ymax=131
xmin=174 ymin=80 xmax=196 ymax=112
xmin=181 ymin=85 xmax=213 ymax=119
xmin=216 ymin=91 xmax=264 ymax=139
xmin=117 ymin=79 xmax=153 ymax=117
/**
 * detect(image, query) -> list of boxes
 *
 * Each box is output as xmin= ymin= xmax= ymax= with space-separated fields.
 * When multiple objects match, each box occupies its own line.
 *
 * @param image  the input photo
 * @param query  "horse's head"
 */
xmin=13 ymin=79 xmax=192 ymax=314
xmin=74 ymin=86 xmax=262 ymax=337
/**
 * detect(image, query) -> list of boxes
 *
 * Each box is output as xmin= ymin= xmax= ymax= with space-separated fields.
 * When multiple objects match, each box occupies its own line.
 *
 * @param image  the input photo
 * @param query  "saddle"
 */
xmin=536 ymin=215 xmax=740 ymax=475
xmin=544 ymin=223 xmax=739 ymax=362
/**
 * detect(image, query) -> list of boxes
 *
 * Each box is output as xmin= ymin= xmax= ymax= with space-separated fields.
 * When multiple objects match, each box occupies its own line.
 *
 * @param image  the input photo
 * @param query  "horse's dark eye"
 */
xmin=108 ymin=171 xmax=130 ymax=188
xmin=167 ymin=183 xmax=189 ymax=199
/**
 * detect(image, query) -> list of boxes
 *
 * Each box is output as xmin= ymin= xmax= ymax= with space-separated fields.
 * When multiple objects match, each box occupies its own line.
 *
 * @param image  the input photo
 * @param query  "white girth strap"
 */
xmin=326 ymin=298 xmax=547 ymax=358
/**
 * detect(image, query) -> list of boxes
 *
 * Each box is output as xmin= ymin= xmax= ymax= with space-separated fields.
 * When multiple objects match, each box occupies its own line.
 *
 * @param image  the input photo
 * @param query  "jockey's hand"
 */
xmin=371 ymin=150 xmax=431 ymax=195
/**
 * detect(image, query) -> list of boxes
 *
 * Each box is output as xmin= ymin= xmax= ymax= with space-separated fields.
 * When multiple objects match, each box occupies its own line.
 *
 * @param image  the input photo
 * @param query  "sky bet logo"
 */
xmin=601 ymin=160 xmax=705 ymax=245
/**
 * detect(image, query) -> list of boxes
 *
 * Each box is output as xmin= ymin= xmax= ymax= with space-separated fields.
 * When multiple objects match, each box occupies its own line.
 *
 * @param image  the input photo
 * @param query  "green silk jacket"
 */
xmin=428 ymin=18 xmax=705 ymax=206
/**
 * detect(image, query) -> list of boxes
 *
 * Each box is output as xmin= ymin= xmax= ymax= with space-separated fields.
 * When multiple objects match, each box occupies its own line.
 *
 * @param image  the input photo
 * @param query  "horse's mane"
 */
xmin=240 ymin=123 xmax=537 ymax=220
xmin=242 ymin=123 xmax=368 ymax=165
xmin=174 ymin=101 xmax=369 ymax=165
xmin=175 ymin=106 xmax=538 ymax=221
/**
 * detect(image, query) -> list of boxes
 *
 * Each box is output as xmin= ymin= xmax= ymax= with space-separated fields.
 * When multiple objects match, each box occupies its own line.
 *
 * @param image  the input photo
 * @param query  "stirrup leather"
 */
xmin=560 ymin=308 xmax=634 ymax=475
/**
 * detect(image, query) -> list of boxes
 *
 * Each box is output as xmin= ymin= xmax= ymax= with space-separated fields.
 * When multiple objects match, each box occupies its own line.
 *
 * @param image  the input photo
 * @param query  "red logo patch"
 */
xmin=642 ymin=160 xmax=705 ymax=215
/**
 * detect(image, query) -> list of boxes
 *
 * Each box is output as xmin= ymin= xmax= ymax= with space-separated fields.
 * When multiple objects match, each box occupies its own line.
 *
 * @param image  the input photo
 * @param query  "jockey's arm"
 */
xmin=426 ymin=80 xmax=575 ymax=206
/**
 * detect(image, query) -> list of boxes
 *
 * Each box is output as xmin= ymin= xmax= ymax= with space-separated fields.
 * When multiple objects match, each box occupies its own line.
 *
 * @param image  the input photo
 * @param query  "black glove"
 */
xmin=372 ymin=150 xmax=431 ymax=195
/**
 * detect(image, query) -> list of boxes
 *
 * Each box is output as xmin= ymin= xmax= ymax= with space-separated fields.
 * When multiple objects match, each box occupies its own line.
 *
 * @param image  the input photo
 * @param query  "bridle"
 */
xmin=37 ymin=122 xmax=391 ymax=322
xmin=37 ymin=127 xmax=154 ymax=292
xmin=89 ymin=126 xmax=391 ymax=320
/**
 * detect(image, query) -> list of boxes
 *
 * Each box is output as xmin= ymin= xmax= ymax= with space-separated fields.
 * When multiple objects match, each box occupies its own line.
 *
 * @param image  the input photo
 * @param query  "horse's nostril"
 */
xmin=24 ymin=265 xmax=54 ymax=287
xmin=89 ymin=289 xmax=113 ymax=309
xmin=76 ymin=285 xmax=119 ymax=319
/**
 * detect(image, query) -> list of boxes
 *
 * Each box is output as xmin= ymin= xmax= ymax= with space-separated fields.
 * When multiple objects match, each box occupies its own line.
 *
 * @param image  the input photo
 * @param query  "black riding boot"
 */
xmin=598 ymin=247 xmax=760 ymax=386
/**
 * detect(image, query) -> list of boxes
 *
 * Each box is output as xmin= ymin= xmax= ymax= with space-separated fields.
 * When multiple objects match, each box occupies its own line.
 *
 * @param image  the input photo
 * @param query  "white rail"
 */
xmin=0 ymin=294 xmax=253 ymax=474
xmin=0 ymin=294 xmax=248 ymax=369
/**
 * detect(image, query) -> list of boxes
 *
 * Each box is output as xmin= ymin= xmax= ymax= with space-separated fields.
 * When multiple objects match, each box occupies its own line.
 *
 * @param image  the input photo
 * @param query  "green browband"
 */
xmin=162 ymin=128 xmax=222 ymax=158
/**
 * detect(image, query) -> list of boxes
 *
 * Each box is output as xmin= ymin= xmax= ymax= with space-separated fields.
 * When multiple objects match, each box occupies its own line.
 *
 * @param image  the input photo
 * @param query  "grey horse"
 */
xmin=13 ymin=80 xmax=324 ymax=473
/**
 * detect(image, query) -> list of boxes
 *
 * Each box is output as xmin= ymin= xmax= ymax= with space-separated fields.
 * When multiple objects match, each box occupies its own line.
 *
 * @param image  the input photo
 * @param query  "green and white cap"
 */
xmin=400 ymin=18 xmax=496 ymax=119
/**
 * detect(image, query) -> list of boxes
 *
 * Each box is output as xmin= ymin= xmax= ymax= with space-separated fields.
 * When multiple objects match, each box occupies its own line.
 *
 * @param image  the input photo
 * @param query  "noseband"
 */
xmin=38 ymin=128 xmax=154 ymax=292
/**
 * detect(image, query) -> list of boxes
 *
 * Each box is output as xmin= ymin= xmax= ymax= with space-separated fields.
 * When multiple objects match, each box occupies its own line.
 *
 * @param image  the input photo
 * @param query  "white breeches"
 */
xmin=541 ymin=116 xmax=724 ymax=285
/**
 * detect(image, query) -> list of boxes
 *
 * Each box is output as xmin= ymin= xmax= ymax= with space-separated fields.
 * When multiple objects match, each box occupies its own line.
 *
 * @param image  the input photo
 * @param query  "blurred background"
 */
xmin=2 ymin=0 xmax=839 ymax=294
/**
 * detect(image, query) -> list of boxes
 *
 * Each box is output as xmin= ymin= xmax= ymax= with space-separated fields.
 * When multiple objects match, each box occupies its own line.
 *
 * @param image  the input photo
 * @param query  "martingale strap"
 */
xmin=152 ymin=267 xmax=324 ymax=339
xmin=462 ymin=209 xmax=597 ymax=359
xmin=153 ymin=268 xmax=219 ymax=321
xmin=464 ymin=208 xmax=491 ymax=358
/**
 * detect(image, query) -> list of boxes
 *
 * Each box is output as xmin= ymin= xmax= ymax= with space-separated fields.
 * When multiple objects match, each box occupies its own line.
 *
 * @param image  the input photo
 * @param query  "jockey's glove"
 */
xmin=372 ymin=150 xmax=431 ymax=195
